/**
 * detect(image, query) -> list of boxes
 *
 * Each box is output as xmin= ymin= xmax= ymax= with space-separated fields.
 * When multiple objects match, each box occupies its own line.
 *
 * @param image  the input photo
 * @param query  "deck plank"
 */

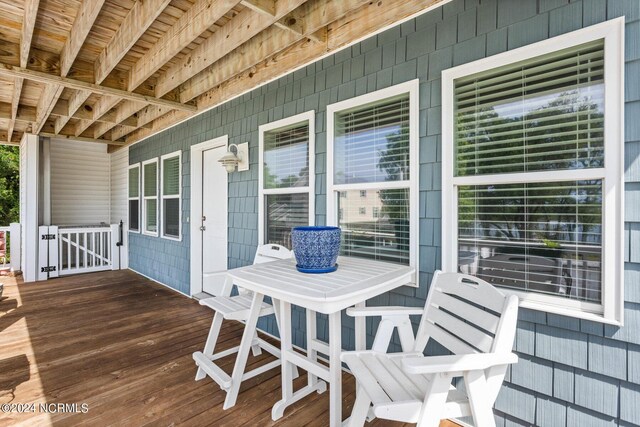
xmin=0 ymin=270 xmax=459 ymax=426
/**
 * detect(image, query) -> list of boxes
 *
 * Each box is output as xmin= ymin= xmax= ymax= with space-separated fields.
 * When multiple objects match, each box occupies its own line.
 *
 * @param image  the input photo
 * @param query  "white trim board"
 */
xmin=189 ymin=135 xmax=229 ymax=297
xmin=258 ymin=110 xmax=316 ymax=245
xmin=326 ymin=79 xmax=420 ymax=286
xmin=124 ymin=0 xmax=453 ymax=150
xmin=160 ymin=150 xmax=183 ymax=241
xmin=441 ymin=18 xmax=625 ymax=325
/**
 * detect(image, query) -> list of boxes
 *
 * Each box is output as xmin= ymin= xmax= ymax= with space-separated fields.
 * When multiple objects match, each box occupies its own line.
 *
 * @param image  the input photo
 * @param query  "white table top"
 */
xmin=227 ymin=256 xmax=416 ymax=314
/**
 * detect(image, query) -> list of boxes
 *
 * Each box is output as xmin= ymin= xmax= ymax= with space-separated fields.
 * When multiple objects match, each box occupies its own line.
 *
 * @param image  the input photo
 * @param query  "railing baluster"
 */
xmin=92 ymin=232 xmax=96 ymax=268
xmin=75 ymin=232 xmax=80 ymax=270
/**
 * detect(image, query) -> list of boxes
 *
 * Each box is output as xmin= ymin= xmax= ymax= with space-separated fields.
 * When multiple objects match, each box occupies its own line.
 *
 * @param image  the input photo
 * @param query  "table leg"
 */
xmin=354 ymin=301 xmax=366 ymax=351
xmin=272 ymin=300 xmax=293 ymax=420
xmin=329 ymin=311 xmax=342 ymax=427
xmin=306 ymin=308 xmax=318 ymax=388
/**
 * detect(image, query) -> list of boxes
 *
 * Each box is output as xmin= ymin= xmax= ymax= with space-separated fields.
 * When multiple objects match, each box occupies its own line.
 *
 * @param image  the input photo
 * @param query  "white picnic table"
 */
xmin=226 ymin=255 xmax=416 ymax=426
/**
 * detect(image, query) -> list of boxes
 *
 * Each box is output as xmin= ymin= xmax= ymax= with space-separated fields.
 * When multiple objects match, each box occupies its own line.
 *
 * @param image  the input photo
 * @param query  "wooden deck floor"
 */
xmin=0 ymin=270 xmax=459 ymax=427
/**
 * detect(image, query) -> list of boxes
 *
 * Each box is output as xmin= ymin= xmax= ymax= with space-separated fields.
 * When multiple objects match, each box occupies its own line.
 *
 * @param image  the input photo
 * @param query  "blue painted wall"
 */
xmin=129 ymin=0 xmax=640 ymax=424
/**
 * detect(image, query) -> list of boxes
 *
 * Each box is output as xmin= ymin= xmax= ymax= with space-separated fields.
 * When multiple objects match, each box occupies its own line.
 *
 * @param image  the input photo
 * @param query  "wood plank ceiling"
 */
xmin=0 ymin=0 xmax=444 ymax=150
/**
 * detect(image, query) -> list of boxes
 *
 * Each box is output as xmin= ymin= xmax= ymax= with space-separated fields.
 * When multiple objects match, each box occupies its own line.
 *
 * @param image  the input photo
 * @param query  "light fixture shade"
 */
xmin=218 ymin=143 xmax=249 ymax=173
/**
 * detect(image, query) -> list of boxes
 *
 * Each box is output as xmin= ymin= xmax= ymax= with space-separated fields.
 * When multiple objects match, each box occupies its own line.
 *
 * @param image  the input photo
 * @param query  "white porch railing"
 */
xmin=0 ymin=223 xmax=22 ymax=272
xmin=39 ymin=224 xmax=121 ymax=279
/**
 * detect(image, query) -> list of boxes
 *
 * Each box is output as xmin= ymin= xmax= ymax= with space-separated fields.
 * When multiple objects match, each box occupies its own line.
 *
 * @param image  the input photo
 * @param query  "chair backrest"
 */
xmin=253 ymin=244 xmax=293 ymax=265
xmin=414 ymin=271 xmax=519 ymax=356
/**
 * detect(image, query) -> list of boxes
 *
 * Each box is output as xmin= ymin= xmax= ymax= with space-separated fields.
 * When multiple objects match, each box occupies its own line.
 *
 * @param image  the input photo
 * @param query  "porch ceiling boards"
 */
xmin=0 ymin=270 xmax=459 ymax=426
xmin=0 ymin=0 xmax=445 ymax=150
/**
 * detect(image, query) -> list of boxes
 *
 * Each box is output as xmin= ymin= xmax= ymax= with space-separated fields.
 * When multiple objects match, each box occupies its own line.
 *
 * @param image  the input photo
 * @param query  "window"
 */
xmin=142 ymin=159 xmax=159 ymax=236
xmin=442 ymin=19 xmax=624 ymax=324
xmin=327 ymin=80 xmax=419 ymax=273
xmin=128 ymin=164 xmax=140 ymax=233
xmin=259 ymin=111 xmax=315 ymax=248
xmin=373 ymin=207 xmax=380 ymax=218
xmin=161 ymin=151 xmax=181 ymax=240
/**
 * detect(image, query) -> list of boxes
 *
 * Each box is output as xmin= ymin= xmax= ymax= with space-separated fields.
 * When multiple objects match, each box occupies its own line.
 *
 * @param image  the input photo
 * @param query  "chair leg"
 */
xmin=195 ymin=312 xmax=224 ymax=381
xmin=416 ymin=374 xmax=452 ymax=427
xmin=345 ymin=387 xmax=372 ymax=427
xmin=465 ymin=370 xmax=496 ymax=427
xmin=223 ymin=292 xmax=264 ymax=410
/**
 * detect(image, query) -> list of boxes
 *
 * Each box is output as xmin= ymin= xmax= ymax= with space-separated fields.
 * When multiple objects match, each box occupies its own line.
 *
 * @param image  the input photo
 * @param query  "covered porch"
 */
xmin=0 ymin=269 xmax=458 ymax=426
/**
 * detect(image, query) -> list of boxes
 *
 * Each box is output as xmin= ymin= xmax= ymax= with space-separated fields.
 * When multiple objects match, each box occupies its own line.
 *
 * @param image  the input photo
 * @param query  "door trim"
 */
xmin=190 ymin=136 xmax=228 ymax=297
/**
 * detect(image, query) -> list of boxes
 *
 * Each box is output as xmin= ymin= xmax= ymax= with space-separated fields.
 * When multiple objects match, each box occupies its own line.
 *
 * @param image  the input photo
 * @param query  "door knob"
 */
xmin=200 ymin=226 xmax=206 ymax=231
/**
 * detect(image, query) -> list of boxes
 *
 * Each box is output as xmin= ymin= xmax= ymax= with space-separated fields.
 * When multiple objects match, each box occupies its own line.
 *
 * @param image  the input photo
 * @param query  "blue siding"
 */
xmin=128 ymin=0 xmax=640 ymax=424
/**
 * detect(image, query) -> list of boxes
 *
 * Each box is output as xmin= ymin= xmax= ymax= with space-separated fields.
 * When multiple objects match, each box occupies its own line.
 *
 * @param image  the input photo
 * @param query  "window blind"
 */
xmin=263 ymin=123 xmax=309 ymax=189
xmin=163 ymin=198 xmax=179 ymax=237
xmin=129 ymin=167 xmax=139 ymax=198
xmin=163 ymin=156 xmax=180 ymax=195
xmin=265 ymin=193 xmax=309 ymax=248
xmin=458 ymin=180 xmax=602 ymax=303
xmin=144 ymin=162 xmax=157 ymax=197
xmin=146 ymin=199 xmax=157 ymax=232
xmin=455 ymin=40 xmax=605 ymax=176
xmin=338 ymin=188 xmax=410 ymax=265
xmin=334 ymin=95 xmax=410 ymax=184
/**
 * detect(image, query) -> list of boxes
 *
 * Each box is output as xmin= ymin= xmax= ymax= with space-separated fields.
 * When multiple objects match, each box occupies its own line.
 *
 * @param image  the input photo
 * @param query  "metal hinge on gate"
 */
xmin=41 ymin=234 xmax=56 ymax=240
xmin=41 ymin=266 xmax=57 ymax=273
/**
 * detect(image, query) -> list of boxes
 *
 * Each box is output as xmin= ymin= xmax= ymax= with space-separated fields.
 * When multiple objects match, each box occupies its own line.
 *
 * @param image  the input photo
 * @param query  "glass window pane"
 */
xmin=338 ymin=188 xmax=410 ymax=265
xmin=163 ymin=198 xmax=180 ymax=238
xmin=457 ymin=180 xmax=602 ymax=303
xmin=163 ymin=156 xmax=180 ymax=196
xmin=265 ymin=193 xmax=309 ymax=248
xmin=145 ymin=199 xmax=157 ymax=232
xmin=455 ymin=40 xmax=605 ymax=176
xmin=128 ymin=167 xmax=139 ymax=198
xmin=144 ymin=162 xmax=157 ymax=197
xmin=334 ymin=95 xmax=410 ymax=184
xmin=129 ymin=200 xmax=139 ymax=231
xmin=264 ymin=123 xmax=309 ymax=189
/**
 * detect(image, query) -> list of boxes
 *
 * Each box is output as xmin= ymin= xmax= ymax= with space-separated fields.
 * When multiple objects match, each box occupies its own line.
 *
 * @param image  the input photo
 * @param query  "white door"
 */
xmin=201 ymin=146 xmax=228 ymax=295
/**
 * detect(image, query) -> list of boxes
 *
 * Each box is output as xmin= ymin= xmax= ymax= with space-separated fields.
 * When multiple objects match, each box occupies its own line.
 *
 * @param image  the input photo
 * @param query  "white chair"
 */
xmin=341 ymin=271 xmax=519 ymax=427
xmin=193 ymin=244 xmax=297 ymax=409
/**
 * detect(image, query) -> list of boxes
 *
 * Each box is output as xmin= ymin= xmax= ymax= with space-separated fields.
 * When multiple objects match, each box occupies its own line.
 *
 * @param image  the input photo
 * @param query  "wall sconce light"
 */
xmin=218 ymin=142 xmax=249 ymax=173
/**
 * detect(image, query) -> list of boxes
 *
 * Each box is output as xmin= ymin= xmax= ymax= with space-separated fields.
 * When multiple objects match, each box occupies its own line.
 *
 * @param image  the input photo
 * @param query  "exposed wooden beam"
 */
xmin=55 ymin=89 xmax=91 ymax=133
xmin=39 ymin=132 xmax=125 ymax=146
xmin=181 ymin=0 xmax=371 ymax=102
xmin=126 ymin=0 xmax=445 ymax=145
xmin=54 ymin=0 xmax=108 ymax=134
xmin=93 ymin=100 xmax=147 ymax=139
xmin=11 ymin=0 xmax=40 ymax=142
xmin=154 ymin=0 xmax=307 ymax=98
xmin=75 ymin=95 xmax=120 ymax=136
xmin=34 ymin=84 xmax=65 ymax=133
xmin=127 ymin=0 xmax=241 ymax=91
xmin=94 ymin=0 xmax=172 ymax=85
xmin=67 ymin=0 xmax=171 ymax=137
xmin=240 ymin=0 xmax=275 ymax=16
xmin=0 ymin=63 xmax=197 ymax=112
xmin=21 ymin=0 xmax=40 ymax=68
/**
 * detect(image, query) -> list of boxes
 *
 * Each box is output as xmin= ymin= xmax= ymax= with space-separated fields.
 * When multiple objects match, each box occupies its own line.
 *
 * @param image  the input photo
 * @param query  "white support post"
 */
xmin=38 ymin=226 xmax=49 ymax=281
xmin=9 ymin=222 xmax=20 ymax=272
xmin=110 ymin=224 xmax=120 ymax=270
xmin=48 ymin=225 xmax=59 ymax=278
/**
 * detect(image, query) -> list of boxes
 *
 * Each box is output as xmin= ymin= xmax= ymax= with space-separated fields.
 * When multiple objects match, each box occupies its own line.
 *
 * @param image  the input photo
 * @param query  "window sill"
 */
xmin=142 ymin=231 xmax=158 ymax=237
xmin=161 ymin=234 xmax=182 ymax=242
xmin=518 ymin=299 xmax=622 ymax=326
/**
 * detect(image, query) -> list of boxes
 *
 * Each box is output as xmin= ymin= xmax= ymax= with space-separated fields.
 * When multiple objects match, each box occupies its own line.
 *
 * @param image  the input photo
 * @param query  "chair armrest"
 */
xmin=401 ymin=353 xmax=518 ymax=375
xmin=346 ymin=306 xmax=424 ymax=317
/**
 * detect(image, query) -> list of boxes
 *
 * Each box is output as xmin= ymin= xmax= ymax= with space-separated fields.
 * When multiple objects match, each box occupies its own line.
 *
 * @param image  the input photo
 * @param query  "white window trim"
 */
xmin=441 ymin=18 xmax=625 ymax=325
xmin=128 ymin=163 xmax=140 ymax=234
xmin=160 ymin=150 xmax=182 ymax=241
xmin=327 ymin=79 xmax=420 ymax=286
xmin=258 ymin=110 xmax=316 ymax=245
xmin=142 ymin=158 xmax=159 ymax=237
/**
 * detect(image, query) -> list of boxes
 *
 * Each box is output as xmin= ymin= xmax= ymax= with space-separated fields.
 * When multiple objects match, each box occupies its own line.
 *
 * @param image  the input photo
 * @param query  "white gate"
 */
xmin=39 ymin=224 xmax=122 ymax=279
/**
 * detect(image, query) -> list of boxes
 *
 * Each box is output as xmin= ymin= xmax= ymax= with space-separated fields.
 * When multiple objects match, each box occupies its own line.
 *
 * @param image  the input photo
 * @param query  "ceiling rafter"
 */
xmin=9 ymin=0 xmax=40 ymax=142
xmin=110 ymin=0 xmax=370 ymax=141
xmin=94 ymin=0 xmax=308 ymax=140
xmin=124 ymin=0 xmax=445 ymax=144
xmin=70 ymin=0 xmax=172 ymax=138
xmin=52 ymin=0 xmax=108 ymax=134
